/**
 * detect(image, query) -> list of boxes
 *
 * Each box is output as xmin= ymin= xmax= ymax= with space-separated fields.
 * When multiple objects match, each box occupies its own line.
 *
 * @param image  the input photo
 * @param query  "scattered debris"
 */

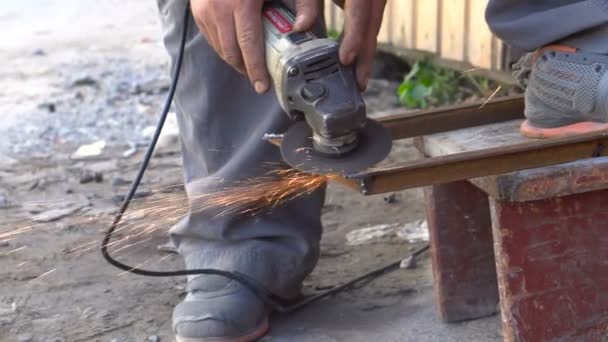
xmin=383 ymin=193 xmax=397 ymax=204
xmin=346 ymin=223 xmax=401 ymax=246
xmin=0 ymin=193 xmax=8 ymax=209
xmin=31 ymin=207 xmax=81 ymax=223
xmin=81 ymin=207 xmax=117 ymax=217
xmin=400 ymin=255 xmax=417 ymax=270
xmin=71 ymin=141 xmax=106 ymax=160
xmin=121 ymin=145 xmax=137 ymax=158
xmin=346 ymin=220 xmax=429 ymax=246
xmin=146 ymin=335 xmax=161 ymax=342
xmin=79 ymin=171 xmax=104 ymax=184
xmin=71 ymin=75 xmax=98 ymax=87
xmin=0 ymin=302 xmax=17 ymax=316
xmin=32 ymin=49 xmax=46 ymax=56
xmin=17 ymin=334 xmax=33 ymax=342
xmin=38 ymin=102 xmax=56 ymax=113
xmin=395 ymin=220 xmax=429 ymax=243
xmin=133 ymin=77 xmax=170 ymax=95
xmin=157 ymin=240 xmax=177 ymax=254
xmin=111 ymin=177 xmax=131 ymax=186
xmin=142 ymin=112 xmax=180 ymax=153
xmin=84 ymin=160 xmax=119 ymax=173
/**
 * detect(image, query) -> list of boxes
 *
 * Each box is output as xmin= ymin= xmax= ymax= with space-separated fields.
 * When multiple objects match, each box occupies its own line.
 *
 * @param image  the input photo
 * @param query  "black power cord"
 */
xmin=101 ymin=4 xmax=429 ymax=314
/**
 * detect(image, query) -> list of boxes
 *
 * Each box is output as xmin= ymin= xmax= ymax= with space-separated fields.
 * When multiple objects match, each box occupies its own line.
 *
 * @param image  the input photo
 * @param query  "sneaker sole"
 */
xmin=175 ymin=316 xmax=269 ymax=342
xmin=521 ymin=120 xmax=608 ymax=139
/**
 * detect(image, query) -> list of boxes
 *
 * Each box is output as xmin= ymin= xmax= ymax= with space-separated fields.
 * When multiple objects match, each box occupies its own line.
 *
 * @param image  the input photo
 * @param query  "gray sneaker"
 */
xmin=173 ymin=275 xmax=270 ymax=342
xmin=515 ymin=45 xmax=608 ymax=139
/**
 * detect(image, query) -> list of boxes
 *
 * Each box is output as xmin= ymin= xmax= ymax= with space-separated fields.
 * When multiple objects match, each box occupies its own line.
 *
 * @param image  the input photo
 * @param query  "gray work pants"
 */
xmin=486 ymin=0 xmax=608 ymax=53
xmin=156 ymin=0 xmax=325 ymax=299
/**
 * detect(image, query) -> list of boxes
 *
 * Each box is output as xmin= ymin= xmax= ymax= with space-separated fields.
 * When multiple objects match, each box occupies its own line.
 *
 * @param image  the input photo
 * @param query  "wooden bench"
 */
xmin=419 ymin=120 xmax=608 ymax=341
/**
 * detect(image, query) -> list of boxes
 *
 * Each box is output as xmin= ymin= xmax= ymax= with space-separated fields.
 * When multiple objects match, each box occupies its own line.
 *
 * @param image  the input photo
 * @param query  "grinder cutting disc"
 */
xmin=281 ymin=119 xmax=392 ymax=175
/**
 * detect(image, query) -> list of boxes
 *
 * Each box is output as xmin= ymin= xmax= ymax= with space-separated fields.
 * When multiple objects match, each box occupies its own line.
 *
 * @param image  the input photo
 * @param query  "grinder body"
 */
xmin=262 ymin=1 xmax=366 ymax=156
xmin=261 ymin=1 xmax=392 ymax=174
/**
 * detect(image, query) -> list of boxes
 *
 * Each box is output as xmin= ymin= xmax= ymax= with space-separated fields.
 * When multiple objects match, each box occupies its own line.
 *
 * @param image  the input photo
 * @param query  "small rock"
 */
xmin=0 ymin=241 xmax=9 ymax=247
xmin=112 ymin=194 xmax=125 ymax=203
xmin=383 ymin=193 xmax=397 ymax=204
xmin=17 ymin=334 xmax=33 ymax=342
xmin=142 ymin=112 xmax=180 ymax=154
xmin=81 ymin=306 xmax=97 ymax=320
xmin=122 ymin=146 xmax=137 ymax=158
xmin=395 ymin=220 xmax=429 ymax=243
xmin=32 ymin=49 xmax=46 ymax=56
xmin=79 ymin=171 xmax=103 ymax=184
xmin=82 ymin=207 xmax=117 ymax=217
xmin=0 ymin=193 xmax=8 ymax=209
xmin=71 ymin=140 xmax=106 ymax=159
xmin=345 ymin=223 xmax=401 ymax=246
xmin=112 ymin=177 xmax=131 ymax=186
xmin=147 ymin=335 xmax=161 ymax=342
xmin=31 ymin=207 xmax=80 ymax=223
xmin=71 ymin=75 xmax=98 ymax=87
xmin=38 ymin=102 xmax=56 ymax=113
xmin=400 ymin=255 xmax=417 ymax=270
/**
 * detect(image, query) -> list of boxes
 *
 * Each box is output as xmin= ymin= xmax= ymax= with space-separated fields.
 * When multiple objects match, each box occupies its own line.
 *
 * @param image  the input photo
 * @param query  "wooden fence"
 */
xmin=324 ymin=0 xmax=514 ymax=78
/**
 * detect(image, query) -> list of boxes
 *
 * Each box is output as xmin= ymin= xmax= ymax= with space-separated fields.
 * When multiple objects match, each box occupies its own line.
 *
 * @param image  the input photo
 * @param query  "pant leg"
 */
xmin=155 ymin=0 xmax=325 ymax=299
xmin=486 ymin=0 xmax=608 ymax=53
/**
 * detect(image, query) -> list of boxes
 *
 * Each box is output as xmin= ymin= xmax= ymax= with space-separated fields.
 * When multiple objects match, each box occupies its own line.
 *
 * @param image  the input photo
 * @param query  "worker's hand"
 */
xmin=190 ymin=0 xmax=321 ymax=94
xmin=332 ymin=0 xmax=387 ymax=90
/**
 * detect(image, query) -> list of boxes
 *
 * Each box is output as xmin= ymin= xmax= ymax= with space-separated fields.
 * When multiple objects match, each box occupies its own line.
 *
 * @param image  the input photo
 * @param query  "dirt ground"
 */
xmin=0 ymin=2 xmax=439 ymax=341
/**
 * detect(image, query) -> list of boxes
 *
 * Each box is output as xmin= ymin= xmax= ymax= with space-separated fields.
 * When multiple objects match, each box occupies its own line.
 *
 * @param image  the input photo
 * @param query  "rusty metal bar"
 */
xmin=349 ymin=132 xmax=608 ymax=195
xmin=377 ymin=95 xmax=524 ymax=139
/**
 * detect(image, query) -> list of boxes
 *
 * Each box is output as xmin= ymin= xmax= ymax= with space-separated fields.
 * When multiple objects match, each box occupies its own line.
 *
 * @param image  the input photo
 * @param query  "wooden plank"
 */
xmin=467 ymin=0 xmax=493 ymax=68
xmin=324 ymin=0 xmax=335 ymax=31
xmin=378 ymin=0 xmax=393 ymax=44
xmin=415 ymin=0 xmax=439 ymax=53
xmin=440 ymin=0 xmax=466 ymax=61
xmin=391 ymin=0 xmax=415 ymax=49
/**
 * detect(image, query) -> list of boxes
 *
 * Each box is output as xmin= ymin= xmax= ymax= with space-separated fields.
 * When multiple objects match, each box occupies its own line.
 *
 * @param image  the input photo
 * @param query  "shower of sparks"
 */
xmin=1 ymin=246 xmax=27 ymax=256
xmin=31 ymin=268 xmax=56 ymax=282
xmin=479 ymin=85 xmax=503 ymax=109
xmin=5 ymin=167 xmax=337 ymax=264
xmin=462 ymin=67 xmax=482 ymax=74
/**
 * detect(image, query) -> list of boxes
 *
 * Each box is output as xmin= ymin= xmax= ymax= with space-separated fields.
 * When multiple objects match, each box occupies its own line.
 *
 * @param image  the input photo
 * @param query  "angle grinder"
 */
xmin=262 ymin=0 xmax=392 ymax=174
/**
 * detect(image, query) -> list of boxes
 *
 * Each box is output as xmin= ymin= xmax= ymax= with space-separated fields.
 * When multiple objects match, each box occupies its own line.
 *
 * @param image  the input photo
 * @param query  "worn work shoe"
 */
xmin=515 ymin=45 xmax=608 ymax=139
xmin=173 ymin=275 xmax=270 ymax=342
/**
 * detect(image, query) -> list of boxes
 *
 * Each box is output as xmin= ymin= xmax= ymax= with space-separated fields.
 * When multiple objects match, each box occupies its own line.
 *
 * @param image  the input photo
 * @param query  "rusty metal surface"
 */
xmin=490 ymin=191 xmax=608 ymax=341
xmin=425 ymin=181 xmax=499 ymax=323
xmin=377 ymin=95 xmax=524 ymax=139
xmin=353 ymin=131 xmax=608 ymax=195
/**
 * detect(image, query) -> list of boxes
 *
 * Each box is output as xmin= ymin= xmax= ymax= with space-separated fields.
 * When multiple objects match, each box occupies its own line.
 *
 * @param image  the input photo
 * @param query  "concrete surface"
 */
xmin=0 ymin=1 xmax=504 ymax=340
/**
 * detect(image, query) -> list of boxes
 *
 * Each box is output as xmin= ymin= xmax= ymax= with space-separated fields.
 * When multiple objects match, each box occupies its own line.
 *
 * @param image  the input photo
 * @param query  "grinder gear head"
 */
xmin=263 ymin=1 xmax=391 ymax=173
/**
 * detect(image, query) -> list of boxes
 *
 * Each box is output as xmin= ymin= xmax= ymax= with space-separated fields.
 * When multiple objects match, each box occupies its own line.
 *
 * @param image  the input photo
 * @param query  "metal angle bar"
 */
xmin=348 ymin=131 xmax=608 ymax=195
xmin=377 ymin=95 xmax=524 ymax=139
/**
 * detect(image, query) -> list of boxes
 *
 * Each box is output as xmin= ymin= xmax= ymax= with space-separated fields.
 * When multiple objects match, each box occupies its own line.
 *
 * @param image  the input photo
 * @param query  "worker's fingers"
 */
xmin=190 ymin=0 xmax=224 ymax=65
xmin=354 ymin=1 xmax=386 ymax=90
xmin=339 ymin=0 xmax=371 ymax=66
xmin=217 ymin=11 xmax=245 ymax=74
xmin=235 ymin=0 xmax=269 ymax=93
xmin=293 ymin=0 xmax=321 ymax=32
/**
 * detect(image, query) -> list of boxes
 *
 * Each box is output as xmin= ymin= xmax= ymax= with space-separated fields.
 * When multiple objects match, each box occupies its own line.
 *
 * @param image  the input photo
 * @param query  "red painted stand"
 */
xmin=422 ymin=141 xmax=608 ymax=341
